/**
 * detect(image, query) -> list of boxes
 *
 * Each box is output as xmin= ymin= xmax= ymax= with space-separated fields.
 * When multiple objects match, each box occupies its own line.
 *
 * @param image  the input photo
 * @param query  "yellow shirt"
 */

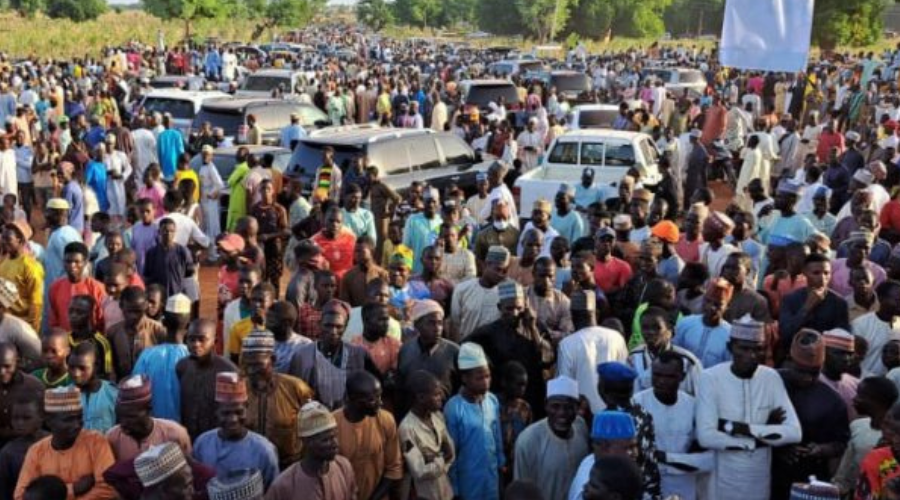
xmin=0 ymin=254 xmax=44 ymax=332
xmin=175 ymin=169 xmax=201 ymax=203
xmin=227 ymin=317 xmax=255 ymax=357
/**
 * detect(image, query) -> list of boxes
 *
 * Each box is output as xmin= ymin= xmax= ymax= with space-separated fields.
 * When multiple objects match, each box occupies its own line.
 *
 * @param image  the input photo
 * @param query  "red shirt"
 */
xmin=817 ymin=130 xmax=846 ymax=164
xmin=856 ymin=446 xmax=900 ymax=500
xmin=48 ymin=277 xmax=107 ymax=333
xmin=594 ymin=257 xmax=633 ymax=294
xmin=675 ymin=235 xmax=703 ymax=263
xmin=881 ymin=200 xmax=900 ymax=234
xmin=312 ymin=228 xmax=357 ymax=281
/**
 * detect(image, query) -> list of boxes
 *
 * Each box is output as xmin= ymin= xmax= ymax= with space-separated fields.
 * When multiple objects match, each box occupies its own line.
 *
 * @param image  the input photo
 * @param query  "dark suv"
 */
xmin=190 ymin=97 xmax=329 ymax=146
xmin=285 ymin=125 xmax=494 ymax=197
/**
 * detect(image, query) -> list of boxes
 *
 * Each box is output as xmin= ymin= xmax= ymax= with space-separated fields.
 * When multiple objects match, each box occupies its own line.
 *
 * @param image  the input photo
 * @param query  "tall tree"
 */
xmin=813 ymin=0 xmax=886 ymax=48
xmin=357 ymin=0 xmax=394 ymax=31
xmin=143 ymin=0 xmax=231 ymax=40
xmin=10 ymin=0 xmax=43 ymax=17
xmin=392 ymin=0 xmax=441 ymax=30
xmin=516 ymin=0 xmax=569 ymax=42
xmin=46 ymin=0 xmax=105 ymax=21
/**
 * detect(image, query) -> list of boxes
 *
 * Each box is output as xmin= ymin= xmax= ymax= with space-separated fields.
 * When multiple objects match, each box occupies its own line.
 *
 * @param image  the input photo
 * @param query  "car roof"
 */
xmin=551 ymin=70 xmax=586 ymax=77
xmin=151 ymin=75 xmax=194 ymax=82
xmin=572 ymin=104 xmax=620 ymax=111
xmin=204 ymin=145 xmax=291 ymax=156
xmin=303 ymin=126 xmax=435 ymax=146
xmin=200 ymin=97 xmax=301 ymax=111
xmin=460 ymin=79 xmax=514 ymax=86
xmin=247 ymin=69 xmax=297 ymax=77
xmin=144 ymin=89 xmax=230 ymax=100
xmin=556 ymin=129 xmax=650 ymax=141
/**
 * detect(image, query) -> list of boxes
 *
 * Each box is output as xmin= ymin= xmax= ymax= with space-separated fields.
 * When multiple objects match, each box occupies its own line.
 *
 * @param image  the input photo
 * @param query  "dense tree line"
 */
xmin=358 ymin=0 xmax=891 ymax=47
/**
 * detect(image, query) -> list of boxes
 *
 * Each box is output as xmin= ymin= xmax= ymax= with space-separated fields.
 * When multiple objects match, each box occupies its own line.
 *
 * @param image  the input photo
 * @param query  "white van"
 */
xmin=137 ymin=89 xmax=230 ymax=136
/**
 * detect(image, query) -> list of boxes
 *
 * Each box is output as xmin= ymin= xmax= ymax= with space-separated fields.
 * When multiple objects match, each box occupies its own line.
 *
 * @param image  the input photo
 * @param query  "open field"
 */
xmin=0 ymin=11 xmax=895 ymax=60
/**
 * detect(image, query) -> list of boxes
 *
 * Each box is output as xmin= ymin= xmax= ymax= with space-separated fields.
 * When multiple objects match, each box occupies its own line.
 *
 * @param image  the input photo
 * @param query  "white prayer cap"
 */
xmin=458 ymin=342 xmax=489 ymax=370
xmin=853 ymin=168 xmax=875 ymax=186
xmin=547 ymin=376 xmax=579 ymax=401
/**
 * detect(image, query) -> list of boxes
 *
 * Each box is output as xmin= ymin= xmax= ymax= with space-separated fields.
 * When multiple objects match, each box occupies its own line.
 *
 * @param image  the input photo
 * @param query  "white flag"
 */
xmin=719 ymin=0 xmax=815 ymax=73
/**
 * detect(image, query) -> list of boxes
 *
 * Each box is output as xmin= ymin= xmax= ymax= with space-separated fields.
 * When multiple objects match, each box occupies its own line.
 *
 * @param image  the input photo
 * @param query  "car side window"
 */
xmin=548 ymin=142 xmax=578 ymax=164
xmin=580 ymin=143 xmax=606 ymax=166
xmin=404 ymin=137 xmax=442 ymax=171
xmin=250 ymin=106 xmax=284 ymax=130
xmin=370 ymin=143 xmax=411 ymax=175
xmin=437 ymin=135 xmax=474 ymax=166
xmin=605 ymin=142 xmax=636 ymax=166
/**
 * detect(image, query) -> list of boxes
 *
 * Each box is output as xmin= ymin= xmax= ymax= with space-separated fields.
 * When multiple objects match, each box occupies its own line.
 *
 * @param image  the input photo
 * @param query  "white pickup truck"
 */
xmin=512 ymin=129 xmax=662 ymax=219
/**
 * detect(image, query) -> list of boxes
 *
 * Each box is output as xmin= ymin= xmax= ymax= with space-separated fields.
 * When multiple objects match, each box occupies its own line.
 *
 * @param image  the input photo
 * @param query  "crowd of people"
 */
xmin=4 ymin=22 xmax=900 ymax=500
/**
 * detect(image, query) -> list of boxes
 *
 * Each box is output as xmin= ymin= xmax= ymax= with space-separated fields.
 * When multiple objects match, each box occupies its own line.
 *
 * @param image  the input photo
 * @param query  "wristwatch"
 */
xmin=724 ymin=421 xmax=734 ymax=435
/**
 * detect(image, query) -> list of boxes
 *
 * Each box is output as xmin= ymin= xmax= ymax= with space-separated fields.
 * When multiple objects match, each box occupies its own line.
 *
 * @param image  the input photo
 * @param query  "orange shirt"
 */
xmin=14 ymin=430 xmax=117 ymax=500
xmin=333 ymin=409 xmax=403 ymax=500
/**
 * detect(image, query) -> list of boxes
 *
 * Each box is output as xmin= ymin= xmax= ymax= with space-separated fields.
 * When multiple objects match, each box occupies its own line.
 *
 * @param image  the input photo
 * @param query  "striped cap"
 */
xmin=823 ymin=329 xmax=855 ymax=353
xmin=135 ymin=442 xmax=187 ymax=487
xmin=241 ymin=329 xmax=275 ymax=355
xmin=45 ymin=386 xmax=82 ymax=413
xmin=215 ymin=372 xmax=248 ymax=404
xmin=207 ymin=469 xmax=264 ymax=500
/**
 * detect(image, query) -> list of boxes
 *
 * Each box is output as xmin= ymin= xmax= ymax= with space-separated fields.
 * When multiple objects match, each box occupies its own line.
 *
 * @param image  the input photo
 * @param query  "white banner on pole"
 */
xmin=719 ymin=0 xmax=815 ymax=73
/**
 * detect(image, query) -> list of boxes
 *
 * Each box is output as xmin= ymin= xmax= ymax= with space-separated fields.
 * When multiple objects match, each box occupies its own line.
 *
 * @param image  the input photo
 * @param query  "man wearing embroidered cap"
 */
xmin=193 ymin=372 xmax=280 ymax=489
xmin=699 ymin=211 xmax=737 ymax=278
xmin=552 ymin=183 xmax=585 ymax=246
xmin=240 ymin=329 xmax=313 ymax=469
xmin=398 ymin=299 xmax=459 ymax=405
xmin=132 ymin=293 xmax=191 ymax=421
xmin=14 ymin=386 xmax=117 ymax=500
xmin=444 ymin=342 xmax=504 ymax=500
xmin=469 ymin=280 xmax=550 ymax=414
xmin=758 ymin=178 xmax=817 ymax=259
xmin=695 ymin=309 xmax=801 ymax=500
xmin=451 ymin=245 xmax=508 ymax=339
xmin=265 ymin=402 xmax=357 ymax=500
xmin=106 ymin=374 xmax=192 ymax=463
xmin=772 ymin=329 xmax=849 ymax=498
xmin=513 ymin=376 xmax=590 ymax=500
xmin=819 ymin=329 xmax=860 ymax=420
xmin=134 ymin=442 xmax=194 ymax=500
xmin=673 ymin=278 xmax=734 ymax=369
xmin=287 ymin=299 xmax=371 ymax=410
xmin=567 ymin=410 xmax=640 ymax=500
xmin=830 ymin=229 xmax=887 ymax=298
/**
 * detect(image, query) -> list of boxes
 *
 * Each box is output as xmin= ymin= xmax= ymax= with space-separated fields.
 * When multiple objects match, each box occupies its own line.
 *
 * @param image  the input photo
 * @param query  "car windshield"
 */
xmin=466 ymin=83 xmax=519 ymax=107
xmin=678 ymin=71 xmax=705 ymax=84
xmin=576 ymin=109 xmax=618 ymax=128
xmin=192 ymin=109 xmax=244 ymax=137
xmin=519 ymin=61 xmax=545 ymax=73
xmin=552 ymin=74 xmax=590 ymax=92
xmin=287 ymin=142 xmax=364 ymax=187
xmin=142 ymin=98 xmax=195 ymax=120
xmin=642 ymin=69 xmax=673 ymax=83
xmin=241 ymin=75 xmax=290 ymax=92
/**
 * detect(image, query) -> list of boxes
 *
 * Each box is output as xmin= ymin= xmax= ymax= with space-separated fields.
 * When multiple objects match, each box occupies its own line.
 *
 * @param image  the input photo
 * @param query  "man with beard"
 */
xmin=241 ymin=330 xmax=313 ymax=470
xmin=333 ymin=371 xmax=403 ymax=500
xmin=513 ymin=376 xmax=590 ymax=500
xmin=14 ymin=386 xmax=117 ymax=499
xmin=468 ymin=281 xmax=551 ymax=416
xmin=264 ymin=401 xmax=358 ymax=500
xmin=192 ymin=372 xmax=279 ymax=488
xmin=177 ymin=319 xmax=237 ymax=440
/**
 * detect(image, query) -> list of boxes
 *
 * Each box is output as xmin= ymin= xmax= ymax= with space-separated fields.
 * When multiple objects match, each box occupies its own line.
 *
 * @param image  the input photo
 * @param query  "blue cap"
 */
xmin=597 ymin=361 xmax=637 ymax=383
xmin=591 ymin=410 xmax=636 ymax=440
xmin=767 ymin=234 xmax=798 ymax=248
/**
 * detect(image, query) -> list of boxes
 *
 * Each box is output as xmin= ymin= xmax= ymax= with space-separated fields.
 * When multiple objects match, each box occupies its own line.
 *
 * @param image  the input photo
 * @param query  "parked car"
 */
xmin=458 ymin=79 xmax=521 ymax=123
xmin=235 ymin=68 xmax=305 ymax=98
xmin=640 ymin=67 xmax=708 ymax=98
xmin=513 ymin=129 xmax=661 ymax=218
xmin=549 ymin=71 xmax=593 ymax=103
xmin=566 ymin=101 xmax=643 ymax=130
xmin=189 ymin=145 xmax=292 ymax=229
xmin=284 ymin=125 xmax=495 ymax=198
xmin=137 ymin=89 xmax=230 ymax=136
xmin=190 ymin=97 xmax=329 ymax=145
xmin=486 ymin=58 xmax=547 ymax=77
